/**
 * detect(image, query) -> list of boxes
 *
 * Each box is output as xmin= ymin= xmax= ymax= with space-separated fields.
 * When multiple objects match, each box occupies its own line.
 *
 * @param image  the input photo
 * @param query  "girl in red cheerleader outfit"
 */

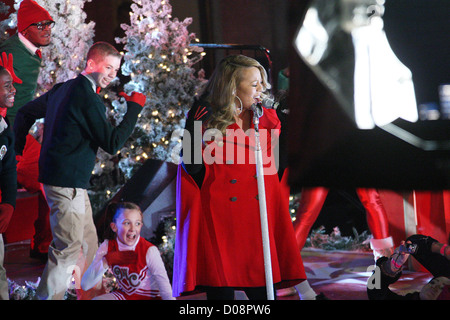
xmin=81 ymin=202 xmax=175 ymax=300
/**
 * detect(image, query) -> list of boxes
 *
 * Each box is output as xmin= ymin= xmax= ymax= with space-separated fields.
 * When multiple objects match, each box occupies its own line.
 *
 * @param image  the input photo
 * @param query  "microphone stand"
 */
xmin=251 ymin=104 xmax=275 ymax=300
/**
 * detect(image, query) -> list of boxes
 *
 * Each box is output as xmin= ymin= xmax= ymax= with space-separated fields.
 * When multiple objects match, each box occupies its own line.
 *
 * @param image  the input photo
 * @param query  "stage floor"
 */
xmin=4 ymin=241 xmax=433 ymax=300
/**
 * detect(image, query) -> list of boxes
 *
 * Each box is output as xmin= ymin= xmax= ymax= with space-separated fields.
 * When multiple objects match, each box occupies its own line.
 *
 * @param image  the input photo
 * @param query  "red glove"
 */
xmin=0 ymin=203 xmax=14 ymax=233
xmin=119 ymin=92 xmax=146 ymax=107
xmin=0 ymin=52 xmax=22 ymax=84
xmin=16 ymin=154 xmax=23 ymax=163
xmin=104 ymin=250 xmax=138 ymax=266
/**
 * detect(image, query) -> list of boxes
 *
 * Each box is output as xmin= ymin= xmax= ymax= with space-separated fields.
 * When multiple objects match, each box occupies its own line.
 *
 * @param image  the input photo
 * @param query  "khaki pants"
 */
xmin=0 ymin=234 xmax=8 ymax=300
xmin=35 ymin=185 xmax=98 ymax=300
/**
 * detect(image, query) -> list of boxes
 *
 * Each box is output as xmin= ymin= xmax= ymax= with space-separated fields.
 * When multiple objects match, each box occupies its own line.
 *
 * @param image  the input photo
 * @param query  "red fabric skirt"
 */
xmin=173 ymin=164 xmax=305 ymax=296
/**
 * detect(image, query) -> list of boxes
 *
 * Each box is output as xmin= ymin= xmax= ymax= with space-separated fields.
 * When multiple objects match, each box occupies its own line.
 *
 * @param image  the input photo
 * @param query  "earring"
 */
xmin=235 ymin=95 xmax=243 ymax=115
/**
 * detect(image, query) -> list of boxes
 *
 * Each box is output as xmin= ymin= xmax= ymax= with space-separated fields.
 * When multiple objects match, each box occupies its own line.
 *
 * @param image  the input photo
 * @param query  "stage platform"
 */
xmin=4 ymin=240 xmax=433 ymax=300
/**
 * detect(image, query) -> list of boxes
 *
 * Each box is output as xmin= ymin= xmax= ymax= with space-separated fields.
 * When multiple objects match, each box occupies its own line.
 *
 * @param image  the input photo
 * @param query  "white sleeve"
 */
xmin=146 ymin=246 xmax=176 ymax=300
xmin=80 ymin=240 xmax=109 ymax=291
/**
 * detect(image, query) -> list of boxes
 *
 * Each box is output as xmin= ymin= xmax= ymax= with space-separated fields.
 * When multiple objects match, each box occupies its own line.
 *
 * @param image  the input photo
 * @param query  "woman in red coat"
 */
xmin=173 ymin=55 xmax=306 ymax=300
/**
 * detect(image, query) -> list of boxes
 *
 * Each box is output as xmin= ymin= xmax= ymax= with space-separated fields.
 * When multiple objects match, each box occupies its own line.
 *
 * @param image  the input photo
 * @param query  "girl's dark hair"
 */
xmin=102 ymin=201 xmax=142 ymax=240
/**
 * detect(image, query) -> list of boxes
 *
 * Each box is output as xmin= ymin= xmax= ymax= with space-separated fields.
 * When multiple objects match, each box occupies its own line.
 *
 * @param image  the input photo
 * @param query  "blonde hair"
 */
xmin=203 ymin=55 xmax=271 ymax=134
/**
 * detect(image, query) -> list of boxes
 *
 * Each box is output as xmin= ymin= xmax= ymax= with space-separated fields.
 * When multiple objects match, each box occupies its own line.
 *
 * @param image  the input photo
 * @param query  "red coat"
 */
xmin=173 ymin=109 xmax=305 ymax=296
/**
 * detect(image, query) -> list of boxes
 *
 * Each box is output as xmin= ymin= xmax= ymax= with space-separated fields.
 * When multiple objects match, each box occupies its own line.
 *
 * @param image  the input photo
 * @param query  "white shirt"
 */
xmin=80 ymin=71 xmax=97 ymax=93
xmin=0 ymin=117 xmax=8 ymax=134
xmin=18 ymin=32 xmax=40 ymax=56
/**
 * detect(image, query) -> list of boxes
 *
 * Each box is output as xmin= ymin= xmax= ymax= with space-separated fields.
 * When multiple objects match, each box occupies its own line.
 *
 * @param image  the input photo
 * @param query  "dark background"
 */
xmin=286 ymin=0 xmax=450 ymax=193
xmin=1 ymin=0 xmax=291 ymax=90
xmin=82 ymin=0 xmax=290 ymax=91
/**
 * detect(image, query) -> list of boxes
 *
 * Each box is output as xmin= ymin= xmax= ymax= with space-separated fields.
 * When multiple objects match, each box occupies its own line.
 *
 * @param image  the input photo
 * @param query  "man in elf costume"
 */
xmin=0 ymin=0 xmax=53 ymax=124
xmin=0 ymin=53 xmax=21 ymax=300
xmin=1 ymin=0 xmax=54 ymax=260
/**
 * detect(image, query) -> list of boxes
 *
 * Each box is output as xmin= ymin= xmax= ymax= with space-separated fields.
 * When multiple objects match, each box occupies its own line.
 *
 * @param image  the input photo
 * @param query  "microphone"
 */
xmin=251 ymin=103 xmax=264 ymax=118
xmin=260 ymin=96 xmax=278 ymax=110
xmin=252 ymin=96 xmax=279 ymax=118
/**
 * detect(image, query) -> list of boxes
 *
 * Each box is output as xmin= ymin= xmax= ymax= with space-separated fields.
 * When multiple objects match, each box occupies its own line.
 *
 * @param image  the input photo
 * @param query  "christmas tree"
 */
xmin=89 ymin=0 xmax=206 ymax=214
xmin=0 ymin=2 xmax=14 ymax=42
